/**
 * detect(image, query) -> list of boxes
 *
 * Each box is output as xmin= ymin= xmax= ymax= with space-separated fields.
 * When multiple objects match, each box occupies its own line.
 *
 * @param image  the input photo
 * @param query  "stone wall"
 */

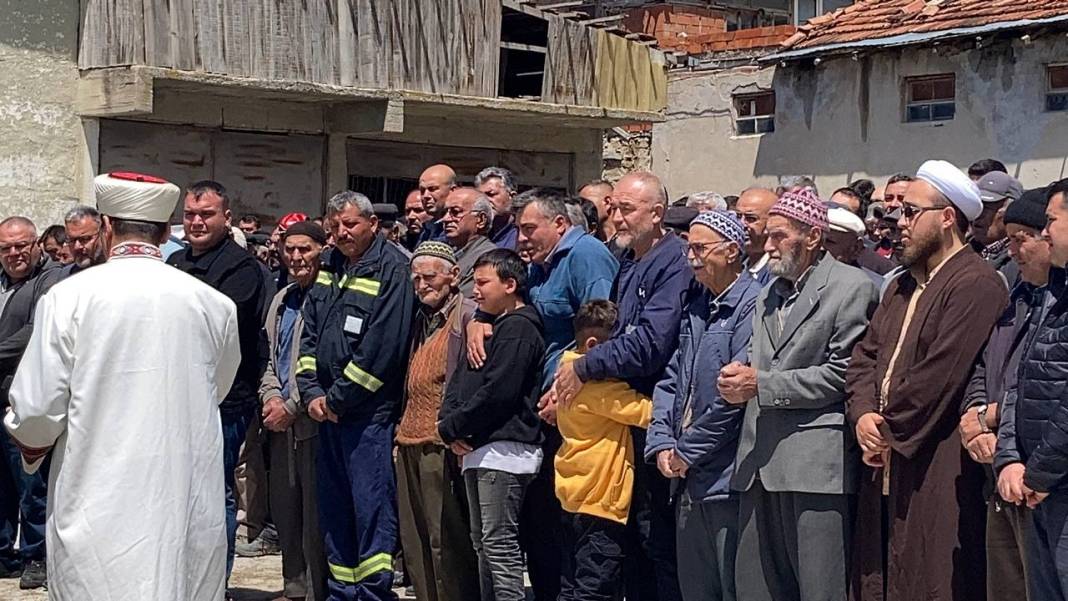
xmin=602 ymin=127 xmax=653 ymax=184
xmin=0 ymin=0 xmax=87 ymax=229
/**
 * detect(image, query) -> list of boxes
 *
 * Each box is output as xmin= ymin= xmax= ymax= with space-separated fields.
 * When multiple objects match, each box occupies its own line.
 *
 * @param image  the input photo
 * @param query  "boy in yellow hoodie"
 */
xmin=554 ymin=299 xmax=653 ymax=601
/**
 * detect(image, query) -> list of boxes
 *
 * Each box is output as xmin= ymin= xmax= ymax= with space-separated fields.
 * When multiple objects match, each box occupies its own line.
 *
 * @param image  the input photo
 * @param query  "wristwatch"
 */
xmin=977 ymin=404 xmax=991 ymax=434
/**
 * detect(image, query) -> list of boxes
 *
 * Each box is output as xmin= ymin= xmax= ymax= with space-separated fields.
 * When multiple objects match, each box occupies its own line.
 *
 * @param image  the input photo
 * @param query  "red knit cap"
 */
xmin=769 ymin=189 xmax=828 ymax=230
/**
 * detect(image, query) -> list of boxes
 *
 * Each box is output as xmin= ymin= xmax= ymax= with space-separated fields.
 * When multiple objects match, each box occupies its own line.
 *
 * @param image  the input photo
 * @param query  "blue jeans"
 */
xmin=1027 ymin=491 xmax=1068 ymax=601
xmin=0 ymin=425 xmax=47 ymax=570
xmin=222 ymin=408 xmax=254 ymax=581
xmin=464 ymin=468 xmax=533 ymax=601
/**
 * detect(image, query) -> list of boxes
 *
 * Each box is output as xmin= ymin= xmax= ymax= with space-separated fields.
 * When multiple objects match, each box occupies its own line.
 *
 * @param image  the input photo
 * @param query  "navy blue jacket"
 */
xmin=574 ymin=232 xmax=693 ymax=396
xmin=296 ymin=234 xmax=416 ymax=423
xmin=1017 ymin=268 xmax=1068 ymax=492
xmin=646 ymin=272 xmax=761 ymax=501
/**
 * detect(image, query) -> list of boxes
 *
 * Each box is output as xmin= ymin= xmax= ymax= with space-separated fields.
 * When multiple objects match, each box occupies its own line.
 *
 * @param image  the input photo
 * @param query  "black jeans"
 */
xmin=559 ymin=512 xmax=626 ymax=601
xmin=625 ymin=428 xmax=683 ymax=601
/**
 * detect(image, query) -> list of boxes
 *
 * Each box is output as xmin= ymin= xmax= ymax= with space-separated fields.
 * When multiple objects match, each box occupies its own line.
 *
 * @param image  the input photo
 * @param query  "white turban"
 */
xmin=94 ymin=172 xmax=180 ymax=223
xmin=827 ymin=206 xmax=866 ymax=236
xmin=915 ymin=160 xmax=983 ymax=222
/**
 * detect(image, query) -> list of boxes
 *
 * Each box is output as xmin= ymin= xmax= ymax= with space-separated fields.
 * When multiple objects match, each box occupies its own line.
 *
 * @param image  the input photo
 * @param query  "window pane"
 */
xmin=822 ymin=0 xmax=854 ymax=13
xmin=737 ymin=98 xmax=753 ymax=117
xmin=1048 ymin=93 xmax=1068 ymax=112
xmin=737 ymin=119 xmax=756 ymax=135
xmin=930 ymin=77 xmax=955 ymax=100
xmin=1050 ymin=66 xmax=1068 ymax=91
xmin=907 ymin=104 xmax=931 ymax=122
xmin=909 ymin=81 xmax=933 ymax=102
xmin=756 ymin=117 xmax=776 ymax=134
xmin=797 ymin=0 xmax=817 ymax=23
xmin=754 ymin=93 xmax=776 ymax=115
xmin=931 ymin=102 xmax=955 ymax=121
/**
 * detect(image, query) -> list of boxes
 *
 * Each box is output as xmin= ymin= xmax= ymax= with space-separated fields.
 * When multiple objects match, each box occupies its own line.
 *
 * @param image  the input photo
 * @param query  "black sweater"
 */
xmin=438 ymin=304 xmax=546 ymax=448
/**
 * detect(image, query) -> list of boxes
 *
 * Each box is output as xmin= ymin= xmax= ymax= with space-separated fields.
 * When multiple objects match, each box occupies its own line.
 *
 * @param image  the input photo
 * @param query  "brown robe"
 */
xmin=845 ymin=248 xmax=1009 ymax=601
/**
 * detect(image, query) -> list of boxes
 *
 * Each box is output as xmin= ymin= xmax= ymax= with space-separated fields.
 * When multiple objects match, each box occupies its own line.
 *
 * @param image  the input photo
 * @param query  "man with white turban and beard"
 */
xmin=846 ymin=160 xmax=1010 ymax=601
xmin=3 ymin=172 xmax=241 ymax=600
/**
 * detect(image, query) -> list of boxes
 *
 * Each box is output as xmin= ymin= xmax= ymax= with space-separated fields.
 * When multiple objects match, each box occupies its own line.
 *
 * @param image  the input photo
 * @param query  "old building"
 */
xmin=1 ymin=0 xmax=665 ymax=227
xmin=650 ymin=0 xmax=1068 ymax=197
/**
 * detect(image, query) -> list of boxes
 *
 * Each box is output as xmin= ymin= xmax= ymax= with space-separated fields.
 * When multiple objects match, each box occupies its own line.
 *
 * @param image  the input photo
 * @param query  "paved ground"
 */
xmin=0 ymin=555 xmax=416 ymax=600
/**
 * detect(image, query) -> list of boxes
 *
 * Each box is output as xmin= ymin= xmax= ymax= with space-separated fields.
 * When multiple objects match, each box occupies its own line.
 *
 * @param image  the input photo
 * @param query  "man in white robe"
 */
xmin=3 ymin=172 xmax=241 ymax=601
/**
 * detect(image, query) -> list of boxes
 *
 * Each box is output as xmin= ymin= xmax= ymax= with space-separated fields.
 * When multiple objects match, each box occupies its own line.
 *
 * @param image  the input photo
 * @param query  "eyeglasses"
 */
xmin=685 ymin=240 xmax=733 ymax=256
xmin=444 ymin=206 xmax=466 ymax=218
xmin=0 ymin=240 xmax=32 ymax=253
xmin=900 ymin=205 xmax=942 ymax=222
xmin=1007 ymin=231 xmax=1041 ymax=246
xmin=68 ymin=232 xmax=100 ymax=247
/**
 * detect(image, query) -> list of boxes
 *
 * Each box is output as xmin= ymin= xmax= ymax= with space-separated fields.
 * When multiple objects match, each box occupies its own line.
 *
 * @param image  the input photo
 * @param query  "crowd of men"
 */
xmin=2 ymin=156 xmax=1068 ymax=601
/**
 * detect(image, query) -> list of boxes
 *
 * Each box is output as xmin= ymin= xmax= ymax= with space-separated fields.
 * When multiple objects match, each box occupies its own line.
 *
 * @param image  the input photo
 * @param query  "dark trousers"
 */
xmin=238 ymin=411 xmax=270 ymax=540
xmin=318 ymin=419 xmax=397 ymax=601
xmin=464 ymin=468 xmax=533 ymax=601
xmin=519 ymin=431 xmax=563 ymax=601
xmin=736 ymin=481 xmax=852 ymax=601
xmin=222 ymin=408 xmax=254 ymax=581
xmin=270 ymin=430 xmax=328 ymax=601
xmin=676 ymin=492 xmax=739 ymax=601
xmin=559 ymin=511 xmax=626 ymax=601
xmin=396 ymin=444 xmax=479 ymax=601
xmin=1026 ymin=491 xmax=1068 ymax=601
xmin=625 ymin=428 xmax=683 ymax=601
xmin=0 ymin=426 xmax=47 ymax=570
xmin=987 ymin=495 xmax=1029 ymax=600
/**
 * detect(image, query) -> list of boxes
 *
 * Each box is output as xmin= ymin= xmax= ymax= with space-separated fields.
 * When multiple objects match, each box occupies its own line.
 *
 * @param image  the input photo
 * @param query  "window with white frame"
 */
xmin=794 ymin=0 xmax=853 ymax=25
xmin=905 ymin=74 xmax=956 ymax=123
xmin=734 ymin=92 xmax=775 ymax=135
xmin=1047 ymin=65 xmax=1068 ymax=112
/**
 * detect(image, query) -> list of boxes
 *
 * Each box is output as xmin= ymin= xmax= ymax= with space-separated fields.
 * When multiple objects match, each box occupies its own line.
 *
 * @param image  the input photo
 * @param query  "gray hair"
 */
xmin=565 ymin=202 xmax=587 ymax=231
xmin=474 ymin=167 xmax=518 ymax=195
xmin=513 ymin=189 xmax=572 ymax=224
xmin=777 ymin=175 xmax=819 ymax=197
xmin=0 ymin=216 xmax=36 ymax=235
xmin=326 ymin=190 xmax=374 ymax=217
xmin=686 ymin=191 xmax=727 ymax=211
xmin=471 ymin=194 xmax=496 ymax=234
xmin=64 ymin=205 xmax=102 ymax=226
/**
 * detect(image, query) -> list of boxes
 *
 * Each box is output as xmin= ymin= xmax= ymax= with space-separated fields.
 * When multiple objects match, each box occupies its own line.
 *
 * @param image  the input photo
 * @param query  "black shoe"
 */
xmin=234 ymin=533 xmax=281 ymax=557
xmin=0 ymin=562 xmax=22 ymax=579
xmin=19 ymin=560 xmax=46 ymax=590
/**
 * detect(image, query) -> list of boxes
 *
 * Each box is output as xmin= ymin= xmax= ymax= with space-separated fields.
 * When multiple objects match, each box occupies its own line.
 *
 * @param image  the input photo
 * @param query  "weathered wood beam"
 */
xmin=501 ymin=41 xmax=548 ymax=54
xmin=579 ymin=14 xmax=624 ymax=25
xmin=76 ymin=68 xmax=154 ymax=117
xmin=326 ymin=98 xmax=405 ymax=134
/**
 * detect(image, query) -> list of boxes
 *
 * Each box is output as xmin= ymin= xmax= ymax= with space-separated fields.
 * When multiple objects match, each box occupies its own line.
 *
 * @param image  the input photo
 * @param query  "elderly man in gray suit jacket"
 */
xmin=717 ymin=189 xmax=878 ymax=601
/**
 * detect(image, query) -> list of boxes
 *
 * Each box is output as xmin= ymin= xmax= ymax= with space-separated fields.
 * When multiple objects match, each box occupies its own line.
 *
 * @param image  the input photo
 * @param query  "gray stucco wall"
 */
xmin=0 ymin=0 xmax=86 ymax=230
xmin=654 ymin=33 xmax=1068 ymax=198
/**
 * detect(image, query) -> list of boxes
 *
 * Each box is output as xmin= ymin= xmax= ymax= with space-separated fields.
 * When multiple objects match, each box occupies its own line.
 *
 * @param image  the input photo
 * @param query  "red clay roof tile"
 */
xmin=785 ymin=0 xmax=1068 ymax=50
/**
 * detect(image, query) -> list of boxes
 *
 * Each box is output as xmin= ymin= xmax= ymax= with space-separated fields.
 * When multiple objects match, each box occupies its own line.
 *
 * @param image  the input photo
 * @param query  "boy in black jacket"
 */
xmin=438 ymin=248 xmax=545 ymax=601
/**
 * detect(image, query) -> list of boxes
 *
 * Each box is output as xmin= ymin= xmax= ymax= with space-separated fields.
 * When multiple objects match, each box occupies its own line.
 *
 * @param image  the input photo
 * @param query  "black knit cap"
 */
xmin=1003 ymin=186 xmax=1050 ymax=232
xmin=282 ymin=220 xmax=328 ymax=245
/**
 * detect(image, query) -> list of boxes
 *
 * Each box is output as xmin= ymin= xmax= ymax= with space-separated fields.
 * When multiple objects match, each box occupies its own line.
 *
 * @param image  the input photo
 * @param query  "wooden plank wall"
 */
xmin=79 ymin=0 xmax=663 ymax=112
xmin=594 ymin=29 xmax=666 ymax=112
xmin=542 ymin=15 xmax=597 ymax=106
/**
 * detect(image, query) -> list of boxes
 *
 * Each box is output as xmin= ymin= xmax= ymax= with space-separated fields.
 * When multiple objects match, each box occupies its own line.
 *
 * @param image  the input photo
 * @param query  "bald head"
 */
xmin=419 ymin=164 xmax=458 ymax=219
xmin=611 ymin=171 xmax=669 ymax=258
xmin=735 ymin=187 xmax=779 ymax=262
xmin=0 ymin=216 xmax=36 ymax=236
xmin=443 ymin=187 xmax=495 ymax=248
xmin=0 ymin=216 xmax=40 ymax=281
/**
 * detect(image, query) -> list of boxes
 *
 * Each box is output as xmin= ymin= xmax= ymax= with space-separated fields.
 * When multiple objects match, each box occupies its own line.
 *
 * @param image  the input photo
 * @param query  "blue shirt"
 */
xmin=576 ymin=232 xmax=694 ymax=395
xmin=528 ymin=227 xmax=618 ymax=390
xmin=491 ymin=221 xmax=519 ymax=251
xmin=277 ymin=287 xmax=305 ymax=399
